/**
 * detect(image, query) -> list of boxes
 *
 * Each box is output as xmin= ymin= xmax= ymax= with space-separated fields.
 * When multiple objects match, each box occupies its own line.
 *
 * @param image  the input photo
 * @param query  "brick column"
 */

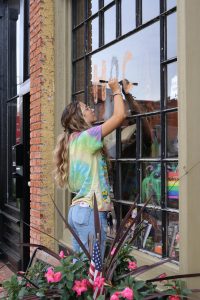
xmin=30 ymin=0 xmax=55 ymax=250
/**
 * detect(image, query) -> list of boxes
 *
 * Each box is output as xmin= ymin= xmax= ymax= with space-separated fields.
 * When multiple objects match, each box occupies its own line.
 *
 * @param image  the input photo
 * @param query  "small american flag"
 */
xmin=89 ymin=240 xmax=105 ymax=299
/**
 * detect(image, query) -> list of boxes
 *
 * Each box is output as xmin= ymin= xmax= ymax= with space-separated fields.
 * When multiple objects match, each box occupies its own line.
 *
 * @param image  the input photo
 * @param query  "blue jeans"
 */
xmin=68 ymin=205 xmax=107 ymax=259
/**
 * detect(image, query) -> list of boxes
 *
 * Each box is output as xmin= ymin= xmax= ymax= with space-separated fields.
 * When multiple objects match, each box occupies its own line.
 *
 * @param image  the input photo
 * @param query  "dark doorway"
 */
xmin=0 ymin=0 xmax=30 ymax=271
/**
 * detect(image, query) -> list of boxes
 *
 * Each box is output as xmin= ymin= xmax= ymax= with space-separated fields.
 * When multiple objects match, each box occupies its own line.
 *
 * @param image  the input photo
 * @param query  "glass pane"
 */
xmin=166 ymin=112 xmax=178 ymax=157
xmin=121 ymin=118 xmax=137 ymax=158
xmin=167 ymin=62 xmax=178 ymax=108
xmin=142 ymin=0 xmax=160 ymax=23
xmin=74 ymin=93 xmax=85 ymax=102
xmin=166 ymin=163 xmax=179 ymax=209
xmin=121 ymin=163 xmax=138 ymax=200
xmin=122 ymin=0 xmax=136 ymax=35
xmin=167 ymin=212 xmax=179 ymax=260
xmin=167 ymin=0 xmax=176 ymax=10
xmin=75 ymin=26 xmax=85 ymax=58
xmin=89 ymin=22 xmax=160 ymax=117
xmin=8 ymin=2 xmax=20 ymax=98
xmin=104 ymin=6 xmax=116 ymax=44
xmin=7 ymin=98 xmax=23 ymax=208
xmin=104 ymin=130 xmax=116 ymax=158
xmin=75 ymin=59 xmax=85 ymax=92
xmin=104 ymin=0 xmax=113 ymax=6
xmin=88 ymin=0 xmax=99 ymax=17
xmin=141 ymin=114 xmax=161 ymax=158
xmin=88 ymin=17 xmax=99 ymax=52
xmin=167 ymin=13 xmax=177 ymax=59
xmin=141 ymin=163 xmax=161 ymax=206
xmin=74 ymin=0 xmax=84 ymax=25
xmin=140 ymin=208 xmax=162 ymax=255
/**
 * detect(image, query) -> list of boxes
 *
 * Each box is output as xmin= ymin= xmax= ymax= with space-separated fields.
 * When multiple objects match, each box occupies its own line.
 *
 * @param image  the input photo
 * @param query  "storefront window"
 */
xmin=72 ymin=0 xmax=178 ymax=261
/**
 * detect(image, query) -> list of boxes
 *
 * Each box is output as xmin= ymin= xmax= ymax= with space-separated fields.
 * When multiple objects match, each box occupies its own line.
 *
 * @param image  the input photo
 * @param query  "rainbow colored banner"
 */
xmin=167 ymin=171 xmax=179 ymax=199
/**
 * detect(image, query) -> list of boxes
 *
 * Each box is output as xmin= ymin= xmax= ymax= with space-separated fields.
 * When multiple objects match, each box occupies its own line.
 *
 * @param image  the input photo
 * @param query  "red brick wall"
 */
xmin=29 ymin=0 xmax=55 ymax=250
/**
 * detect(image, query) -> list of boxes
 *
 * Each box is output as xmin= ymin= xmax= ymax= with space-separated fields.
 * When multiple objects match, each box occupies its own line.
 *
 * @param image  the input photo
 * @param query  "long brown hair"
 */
xmin=53 ymin=101 xmax=90 ymax=188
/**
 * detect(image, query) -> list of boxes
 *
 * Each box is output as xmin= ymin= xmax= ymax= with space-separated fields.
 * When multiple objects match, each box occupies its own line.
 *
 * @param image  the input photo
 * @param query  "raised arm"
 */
xmin=101 ymin=79 xmax=126 ymax=138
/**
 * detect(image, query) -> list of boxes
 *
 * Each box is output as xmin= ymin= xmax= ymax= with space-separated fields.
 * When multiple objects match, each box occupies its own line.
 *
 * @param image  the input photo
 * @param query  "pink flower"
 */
xmin=128 ymin=261 xmax=137 ymax=270
xmin=110 ymin=294 xmax=120 ymax=300
xmin=169 ymin=296 xmax=181 ymax=300
xmin=45 ymin=267 xmax=62 ymax=283
xmin=59 ymin=250 xmax=65 ymax=259
xmin=111 ymin=247 xmax=116 ymax=256
xmin=72 ymin=279 xmax=89 ymax=296
xmin=110 ymin=292 xmax=121 ymax=300
xmin=158 ymin=273 xmax=167 ymax=279
xmin=93 ymin=276 xmax=105 ymax=289
xmin=121 ymin=287 xmax=134 ymax=300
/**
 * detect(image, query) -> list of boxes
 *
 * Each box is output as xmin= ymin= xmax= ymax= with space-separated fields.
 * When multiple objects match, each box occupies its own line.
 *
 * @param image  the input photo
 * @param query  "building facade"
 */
xmin=0 ymin=0 xmax=200 ymax=289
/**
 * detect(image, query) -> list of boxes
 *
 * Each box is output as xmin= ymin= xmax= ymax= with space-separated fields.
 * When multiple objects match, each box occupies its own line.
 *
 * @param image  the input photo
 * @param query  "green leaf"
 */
xmin=134 ymin=280 xmax=146 ymax=290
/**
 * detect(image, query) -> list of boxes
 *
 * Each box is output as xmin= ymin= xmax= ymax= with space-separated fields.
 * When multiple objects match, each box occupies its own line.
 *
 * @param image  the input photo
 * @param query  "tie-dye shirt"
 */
xmin=68 ymin=125 xmax=111 ymax=211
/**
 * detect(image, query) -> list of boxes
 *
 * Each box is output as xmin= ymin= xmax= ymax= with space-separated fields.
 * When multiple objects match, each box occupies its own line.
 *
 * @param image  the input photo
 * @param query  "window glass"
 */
xmin=7 ymin=98 xmax=23 ymax=208
xmin=140 ymin=208 xmax=162 ymax=256
xmin=141 ymin=163 xmax=161 ymax=206
xmin=104 ymin=6 xmax=116 ymax=44
xmin=88 ymin=17 xmax=99 ymax=52
xmin=121 ymin=163 xmax=138 ymax=200
xmin=75 ymin=59 xmax=85 ymax=92
xmin=142 ymin=0 xmax=160 ymax=23
xmin=122 ymin=0 xmax=136 ymax=35
xmin=166 ymin=112 xmax=178 ymax=158
xmin=8 ymin=2 xmax=20 ymax=98
xmin=167 ymin=212 xmax=179 ymax=260
xmin=121 ymin=118 xmax=137 ymax=158
xmin=74 ymin=93 xmax=85 ymax=102
xmin=88 ymin=0 xmax=99 ymax=17
xmin=74 ymin=0 xmax=84 ymax=25
xmin=167 ymin=62 xmax=177 ymax=108
xmin=74 ymin=26 xmax=85 ymax=58
xmin=141 ymin=114 xmax=161 ymax=158
xmin=166 ymin=163 xmax=179 ymax=209
xmin=167 ymin=13 xmax=177 ymax=59
xmin=104 ymin=0 xmax=113 ymax=6
xmin=88 ymin=22 xmax=160 ymax=117
xmin=167 ymin=0 xmax=176 ymax=10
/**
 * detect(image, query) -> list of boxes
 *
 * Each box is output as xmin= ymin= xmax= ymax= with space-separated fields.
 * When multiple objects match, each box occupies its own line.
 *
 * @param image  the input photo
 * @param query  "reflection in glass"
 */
xmin=141 ymin=114 xmax=161 ymax=158
xmin=104 ymin=6 xmax=116 ymax=44
xmin=74 ymin=0 xmax=84 ymax=25
xmin=121 ymin=163 xmax=138 ymax=201
xmin=140 ymin=208 xmax=162 ymax=255
xmin=7 ymin=99 xmax=17 ymax=205
xmin=8 ymin=2 xmax=20 ymax=98
xmin=104 ymin=130 xmax=116 ymax=159
xmin=88 ymin=17 xmax=99 ymax=52
xmin=104 ymin=0 xmax=113 ymax=6
xmin=167 ymin=0 xmax=176 ymax=10
xmin=75 ymin=60 xmax=85 ymax=92
xmin=167 ymin=13 xmax=177 ymax=59
xmin=142 ymin=0 xmax=160 ymax=24
xmin=167 ymin=62 xmax=177 ymax=108
xmin=167 ymin=213 xmax=179 ymax=260
xmin=166 ymin=163 xmax=179 ymax=209
xmin=121 ymin=118 xmax=137 ymax=158
xmin=142 ymin=163 xmax=161 ymax=206
xmin=75 ymin=26 xmax=84 ymax=58
xmin=88 ymin=0 xmax=99 ymax=17
xmin=74 ymin=93 xmax=85 ymax=103
xmin=89 ymin=22 xmax=160 ymax=119
xmin=122 ymin=0 xmax=136 ymax=35
xmin=166 ymin=112 xmax=178 ymax=157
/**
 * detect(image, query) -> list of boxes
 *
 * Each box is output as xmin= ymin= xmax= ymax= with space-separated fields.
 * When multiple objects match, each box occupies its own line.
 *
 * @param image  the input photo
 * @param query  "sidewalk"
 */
xmin=0 ymin=260 xmax=14 ymax=298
